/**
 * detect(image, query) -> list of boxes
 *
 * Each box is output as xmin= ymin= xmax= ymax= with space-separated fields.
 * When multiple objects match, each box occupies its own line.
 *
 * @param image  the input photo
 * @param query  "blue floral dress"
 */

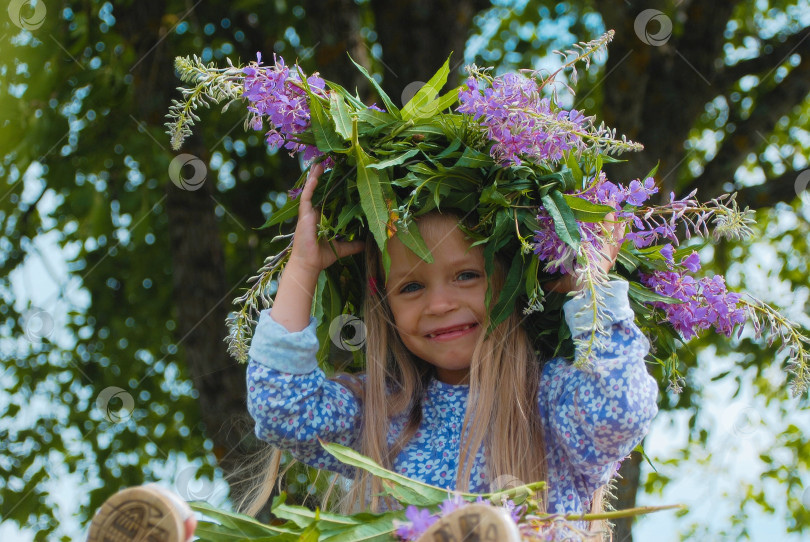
xmin=246 ymin=280 xmax=659 ymax=515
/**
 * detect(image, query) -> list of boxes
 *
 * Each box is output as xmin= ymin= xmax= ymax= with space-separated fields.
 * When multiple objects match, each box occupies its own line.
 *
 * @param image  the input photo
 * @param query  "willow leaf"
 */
xmin=355 ymin=107 xmax=397 ymax=129
xmin=480 ymin=183 xmax=509 ymax=207
xmin=395 ymin=220 xmax=434 ymax=263
xmin=194 ymin=521 xmax=298 ymax=541
xmin=321 ymin=512 xmax=404 ymax=542
xmin=561 ymin=194 xmax=615 ymax=222
xmin=541 ymin=190 xmax=580 ymax=251
xmin=488 ymin=250 xmax=525 ymax=329
xmin=318 ymin=440 xmax=451 ymax=506
xmin=190 ymin=501 xmax=299 ymax=538
xmin=399 ymin=124 xmax=447 ymax=137
xmin=455 ymin=146 xmax=492 ymax=168
xmin=431 ymin=86 xmax=462 ymax=114
xmin=272 ymin=494 xmax=363 ymax=529
xmin=260 ymin=197 xmax=300 ymax=229
xmin=628 ymin=280 xmax=683 ymax=305
xmin=348 ymin=55 xmax=401 ymax=118
xmin=352 ymin=119 xmax=389 ymax=254
xmin=329 ymin=91 xmax=354 ymax=140
xmin=309 ymin=96 xmax=347 ymax=153
xmin=335 ymin=201 xmax=363 ymax=231
xmin=365 ymin=148 xmax=419 ymax=170
xmin=402 ymin=56 xmax=450 ymax=120
xmin=325 ymin=81 xmax=367 ymax=109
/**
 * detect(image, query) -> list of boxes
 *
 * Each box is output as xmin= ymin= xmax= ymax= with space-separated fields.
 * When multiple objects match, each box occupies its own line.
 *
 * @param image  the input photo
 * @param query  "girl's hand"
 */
xmin=288 ymin=163 xmax=365 ymax=274
xmin=545 ymin=213 xmax=626 ymax=294
xmin=271 ymin=163 xmax=365 ymax=332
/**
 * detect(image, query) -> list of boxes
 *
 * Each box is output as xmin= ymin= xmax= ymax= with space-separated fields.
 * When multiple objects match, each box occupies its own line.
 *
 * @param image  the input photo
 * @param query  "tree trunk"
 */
xmin=612 ymin=450 xmax=643 ymax=542
xmin=117 ymin=0 xmax=252 ymax=487
xmin=370 ymin=0 xmax=491 ymax=101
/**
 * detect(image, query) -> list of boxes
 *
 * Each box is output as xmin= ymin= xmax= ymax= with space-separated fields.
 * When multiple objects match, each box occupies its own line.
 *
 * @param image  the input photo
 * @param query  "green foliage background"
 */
xmin=1 ymin=1 xmax=808 ymax=540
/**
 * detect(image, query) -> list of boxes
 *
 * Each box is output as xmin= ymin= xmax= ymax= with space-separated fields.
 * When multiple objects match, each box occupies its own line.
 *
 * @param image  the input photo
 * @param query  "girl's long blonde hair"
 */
xmin=233 ymin=213 xmax=610 ymax=538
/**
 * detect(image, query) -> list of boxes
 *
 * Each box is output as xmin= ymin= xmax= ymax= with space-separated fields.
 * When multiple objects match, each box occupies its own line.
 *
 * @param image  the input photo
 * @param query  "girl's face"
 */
xmin=384 ymin=214 xmax=487 ymax=385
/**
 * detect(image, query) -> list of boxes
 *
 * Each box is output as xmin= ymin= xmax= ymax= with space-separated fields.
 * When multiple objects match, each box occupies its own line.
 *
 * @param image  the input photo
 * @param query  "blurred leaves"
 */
xmin=0 ymin=1 xmax=809 ymax=541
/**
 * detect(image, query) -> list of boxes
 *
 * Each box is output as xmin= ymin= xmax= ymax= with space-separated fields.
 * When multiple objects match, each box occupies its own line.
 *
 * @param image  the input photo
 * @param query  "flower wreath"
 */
xmin=167 ymin=31 xmax=808 ymax=397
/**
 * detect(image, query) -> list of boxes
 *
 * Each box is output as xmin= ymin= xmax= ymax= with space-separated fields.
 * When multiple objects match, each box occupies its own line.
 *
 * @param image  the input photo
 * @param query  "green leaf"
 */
xmin=643 ymin=160 xmax=660 ymax=180
xmin=627 ymin=280 xmax=683 ymax=305
xmin=329 ymin=91 xmax=354 ymax=140
xmin=402 ymin=56 xmax=450 ymax=120
xmin=320 ymin=512 xmax=404 ymax=542
xmin=194 ymin=520 xmax=299 ymax=541
xmin=561 ymin=194 xmax=615 ymax=222
xmin=633 ymin=443 xmax=658 ymax=473
xmin=365 ymin=148 xmax=419 ymax=170
xmin=436 ymin=137 xmax=462 ymax=158
xmin=260 ymin=196 xmax=300 ymax=229
xmin=565 ymin=151 xmax=584 ymax=186
xmin=525 ymin=256 xmax=539 ymax=297
xmin=394 ymin=219 xmax=434 ymax=263
xmin=325 ymin=81 xmax=368 ymax=110
xmin=536 ymin=169 xmax=576 ymax=192
xmin=272 ymin=494 xmax=362 ymax=530
xmin=348 ymin=55 xmax=401 ymax=118
xmin=309 ymin=95 xmax=348 ymax=153
xmin=190 ymin=501 xmax=299 ymax=538
xmin=616 ymin=249 xmax=641 ymax=273
xmin=431 ymin=86 xmax=462 ymax=115
xmin=541 ymin=190 xmax=581 ymax=251
xmin=488 ymin=250 xmax=525 ymax=330
xmin=398 ymin=124 xmax=447 ymax=138
xmin=319 ymin=440 xmax=452 ymax=506
xmin=454 ymin=146 xmax=492 ymax=168
xmin=480 ymin=182 xmax=509 ymax=207
xmin=483 ymin=210 xmax=513 ymax=309
xmin=355 ymin=107 xmax=397 ymax=130
xmin=335 ymin=201 xmax=363 ymax=231
xmin=352 ymin=119 xmax=390 ymax=256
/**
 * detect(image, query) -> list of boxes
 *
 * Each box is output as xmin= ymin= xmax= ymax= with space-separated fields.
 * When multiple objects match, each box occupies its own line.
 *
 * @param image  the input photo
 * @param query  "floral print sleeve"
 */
xmin=538 ymin=280 xmax=659 ymax=511
xmin=245 ymin=309 xmax=362 ymax=476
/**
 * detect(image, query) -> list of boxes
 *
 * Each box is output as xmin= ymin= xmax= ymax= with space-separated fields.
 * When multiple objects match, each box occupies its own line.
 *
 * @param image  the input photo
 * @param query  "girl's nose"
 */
xmin=424 ymin=285 xmax=458 ymax=314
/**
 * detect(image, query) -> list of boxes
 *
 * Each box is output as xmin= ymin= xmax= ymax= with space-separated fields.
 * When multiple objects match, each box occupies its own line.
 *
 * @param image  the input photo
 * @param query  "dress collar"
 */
xmin=425 ymin=377 xmax=469 ymax=417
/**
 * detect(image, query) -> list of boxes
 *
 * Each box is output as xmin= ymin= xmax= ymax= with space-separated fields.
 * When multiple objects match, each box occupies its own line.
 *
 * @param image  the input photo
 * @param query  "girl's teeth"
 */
xmin=429 ymin=324 xmax=471 ymax=338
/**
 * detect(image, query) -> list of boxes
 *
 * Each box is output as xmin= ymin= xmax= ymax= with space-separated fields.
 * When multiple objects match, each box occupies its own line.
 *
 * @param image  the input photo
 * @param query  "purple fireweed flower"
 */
xmin=660 ymin=244 xmax=674 ymax=262
xmin=242 ymin=53 xmax=326 ymax=162
xmin=394 ymin=505 xmax=438 ymax=541
xmin=438 ymin=494 xmax=468 ymax=516
xmin=394 ymin=495 xmax=527 ymax=541
xmin=502 ymin=499 xmax=527 ymax=524
xmin=681 ymin=251 xmax=701 ymax=273
xmin=625 ymin=177 xmax=658 ymax=206
xmin=458 ymin=72 xmax=588 ymax=166
xmin=639 ymin=270 xmax=745 ymax=339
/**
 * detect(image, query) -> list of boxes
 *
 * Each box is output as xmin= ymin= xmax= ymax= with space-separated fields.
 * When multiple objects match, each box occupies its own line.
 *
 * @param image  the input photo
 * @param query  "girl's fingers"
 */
xmin=332 ymin=240 xmax=366 ymax=260
xmin=299 ymin=163 xmax=324 ymax=212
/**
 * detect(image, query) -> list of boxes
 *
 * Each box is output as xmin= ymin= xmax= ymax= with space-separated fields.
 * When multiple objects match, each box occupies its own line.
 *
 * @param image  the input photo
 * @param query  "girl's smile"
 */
xmin=384 ymin=214 xmax=488 ymax=385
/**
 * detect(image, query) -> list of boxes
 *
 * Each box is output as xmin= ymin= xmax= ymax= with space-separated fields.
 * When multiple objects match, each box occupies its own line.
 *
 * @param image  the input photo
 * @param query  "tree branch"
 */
xmin=681 ymin=56 xmax=810 ymax=200
xmin=714 ymin=26 xmax=810 ymax=92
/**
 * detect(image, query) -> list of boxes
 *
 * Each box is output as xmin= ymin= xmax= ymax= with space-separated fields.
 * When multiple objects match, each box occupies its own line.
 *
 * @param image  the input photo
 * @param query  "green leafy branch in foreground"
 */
xmin=189 ymin=441 xmax=682 ymax=541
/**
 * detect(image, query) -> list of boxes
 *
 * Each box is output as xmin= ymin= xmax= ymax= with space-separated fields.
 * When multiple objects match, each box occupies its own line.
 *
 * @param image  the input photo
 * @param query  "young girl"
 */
xmin=244 ymin=163 xmax=660 ymax=529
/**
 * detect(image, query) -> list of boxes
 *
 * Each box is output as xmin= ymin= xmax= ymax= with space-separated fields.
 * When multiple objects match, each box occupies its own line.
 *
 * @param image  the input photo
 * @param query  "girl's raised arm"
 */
xmin=538 ymin=279 xmax=659 ymax=508
xmin=270 ymin=163 xmax=364 ymax=332
xmin=244 ymin=163 xmax=366 ymax=473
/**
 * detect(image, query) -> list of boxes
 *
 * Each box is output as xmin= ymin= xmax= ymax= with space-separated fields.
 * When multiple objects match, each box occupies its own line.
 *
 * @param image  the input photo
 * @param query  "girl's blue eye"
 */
xmin=400 ymin=282 xmax=422 ymax=293
xmin=458 ymin=271 xmax=480 ymax=281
